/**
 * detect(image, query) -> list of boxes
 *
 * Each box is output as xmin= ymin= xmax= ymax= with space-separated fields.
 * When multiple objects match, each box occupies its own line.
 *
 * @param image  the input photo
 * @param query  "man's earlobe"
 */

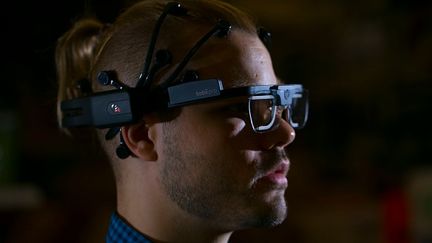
xmin=122 ymin=121 xmax=158 ymax=161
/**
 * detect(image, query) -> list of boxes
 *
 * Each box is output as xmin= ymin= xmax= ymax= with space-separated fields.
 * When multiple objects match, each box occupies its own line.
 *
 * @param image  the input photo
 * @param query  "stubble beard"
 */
xmin=159 ymin=124 xmax=288 ymax=231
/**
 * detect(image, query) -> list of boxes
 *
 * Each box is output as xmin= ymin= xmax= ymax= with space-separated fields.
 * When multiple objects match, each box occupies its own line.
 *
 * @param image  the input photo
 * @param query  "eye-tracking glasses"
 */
xmin=61 ymin=78 xmax=308 ymax=132
xmin=161 ymin=79 xmax=308 ymax=132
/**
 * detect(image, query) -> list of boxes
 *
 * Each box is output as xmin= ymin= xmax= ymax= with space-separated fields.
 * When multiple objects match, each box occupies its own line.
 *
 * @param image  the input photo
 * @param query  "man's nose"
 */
xmin=259 ymin=118 xmax=296 ymax=150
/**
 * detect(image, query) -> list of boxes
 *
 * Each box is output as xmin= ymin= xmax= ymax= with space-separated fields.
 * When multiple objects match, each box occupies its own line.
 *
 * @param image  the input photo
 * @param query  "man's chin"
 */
xmin=242 ymin=194 xmax=288 ymax=228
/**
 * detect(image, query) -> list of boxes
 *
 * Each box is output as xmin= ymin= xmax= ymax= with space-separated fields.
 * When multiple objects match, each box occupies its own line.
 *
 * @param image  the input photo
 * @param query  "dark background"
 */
xmin=1 ymin=0 xmax=431 ymax=242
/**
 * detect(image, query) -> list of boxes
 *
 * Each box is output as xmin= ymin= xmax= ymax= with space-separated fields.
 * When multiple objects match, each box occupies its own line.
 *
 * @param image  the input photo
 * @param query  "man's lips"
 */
xmin=256 ymin=162 xmax=289 ymax=187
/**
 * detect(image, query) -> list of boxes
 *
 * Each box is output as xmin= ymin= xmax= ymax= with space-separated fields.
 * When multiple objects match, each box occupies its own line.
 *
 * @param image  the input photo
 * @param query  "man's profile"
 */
xmin=55 ymin=0 xmax=308 ymax=242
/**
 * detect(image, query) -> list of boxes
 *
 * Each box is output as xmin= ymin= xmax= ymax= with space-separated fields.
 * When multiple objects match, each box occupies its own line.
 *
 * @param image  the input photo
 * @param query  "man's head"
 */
xmin=56 ymin=0 xmax=307 ymax=238
xmin=143 ymin=29 xmax=294 ymax=230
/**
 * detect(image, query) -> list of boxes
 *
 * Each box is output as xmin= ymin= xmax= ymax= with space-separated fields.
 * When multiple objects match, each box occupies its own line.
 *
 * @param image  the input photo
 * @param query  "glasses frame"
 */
xmin=61 ymin=78 xmax=308 ymax=133
xmin=248 ymin=95 xmax=277 ymax=132
xmin=151 ymin=78 xmax=308 ymax=132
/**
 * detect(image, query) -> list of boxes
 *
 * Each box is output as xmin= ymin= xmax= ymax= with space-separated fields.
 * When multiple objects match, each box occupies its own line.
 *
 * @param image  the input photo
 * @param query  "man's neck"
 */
xmin=116 ymin=165 xmax=233 ymax=243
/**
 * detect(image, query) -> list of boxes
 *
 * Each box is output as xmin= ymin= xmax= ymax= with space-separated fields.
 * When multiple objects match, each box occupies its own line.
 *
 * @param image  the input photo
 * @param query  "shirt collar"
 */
xmin=106 ymin=212 xmax=153 ymax=243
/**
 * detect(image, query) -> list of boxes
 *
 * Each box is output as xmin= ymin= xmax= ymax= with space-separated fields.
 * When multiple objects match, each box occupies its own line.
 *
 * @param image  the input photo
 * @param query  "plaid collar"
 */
xmin=106 ymin=212 xmax=152 ymax=243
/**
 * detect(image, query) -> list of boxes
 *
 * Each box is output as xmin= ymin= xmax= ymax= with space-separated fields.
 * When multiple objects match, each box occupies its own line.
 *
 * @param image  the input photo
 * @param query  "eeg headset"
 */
xmin=60 ymin=2 xmax=309 ymax=159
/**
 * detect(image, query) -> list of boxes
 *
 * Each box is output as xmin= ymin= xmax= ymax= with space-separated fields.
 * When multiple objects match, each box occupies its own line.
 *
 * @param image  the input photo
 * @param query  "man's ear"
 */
xmin=121 ymin=120 xmax=158 ymax=161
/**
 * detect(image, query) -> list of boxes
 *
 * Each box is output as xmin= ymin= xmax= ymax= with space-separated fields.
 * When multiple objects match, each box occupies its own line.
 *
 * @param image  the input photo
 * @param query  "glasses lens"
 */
xmin=249 ymin=96 xmax=275 ymax=131
xmin=288 ymin=90 xmax=309 ymax=129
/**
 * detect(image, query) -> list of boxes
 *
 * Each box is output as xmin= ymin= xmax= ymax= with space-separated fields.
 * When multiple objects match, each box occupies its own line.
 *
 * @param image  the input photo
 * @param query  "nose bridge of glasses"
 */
xmin=274 ymin=87 xmax=305 ymax=129
xmin=274 ymin=88 xmax=291 ymax=106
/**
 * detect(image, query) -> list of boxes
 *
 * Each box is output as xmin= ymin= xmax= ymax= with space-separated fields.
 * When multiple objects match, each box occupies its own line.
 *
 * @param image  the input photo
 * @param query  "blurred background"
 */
xmin=1 ymin=0 xmax=431 ymax=242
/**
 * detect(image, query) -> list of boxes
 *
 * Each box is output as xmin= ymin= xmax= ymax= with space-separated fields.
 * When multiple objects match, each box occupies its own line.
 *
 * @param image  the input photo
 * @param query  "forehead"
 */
xmin=186 ymin=30 xmax=279 ymax=88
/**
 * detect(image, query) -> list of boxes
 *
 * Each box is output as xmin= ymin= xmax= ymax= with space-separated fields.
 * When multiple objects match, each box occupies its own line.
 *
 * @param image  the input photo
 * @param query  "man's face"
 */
xmin=157 ymin=30 xmax=296 ymax=231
